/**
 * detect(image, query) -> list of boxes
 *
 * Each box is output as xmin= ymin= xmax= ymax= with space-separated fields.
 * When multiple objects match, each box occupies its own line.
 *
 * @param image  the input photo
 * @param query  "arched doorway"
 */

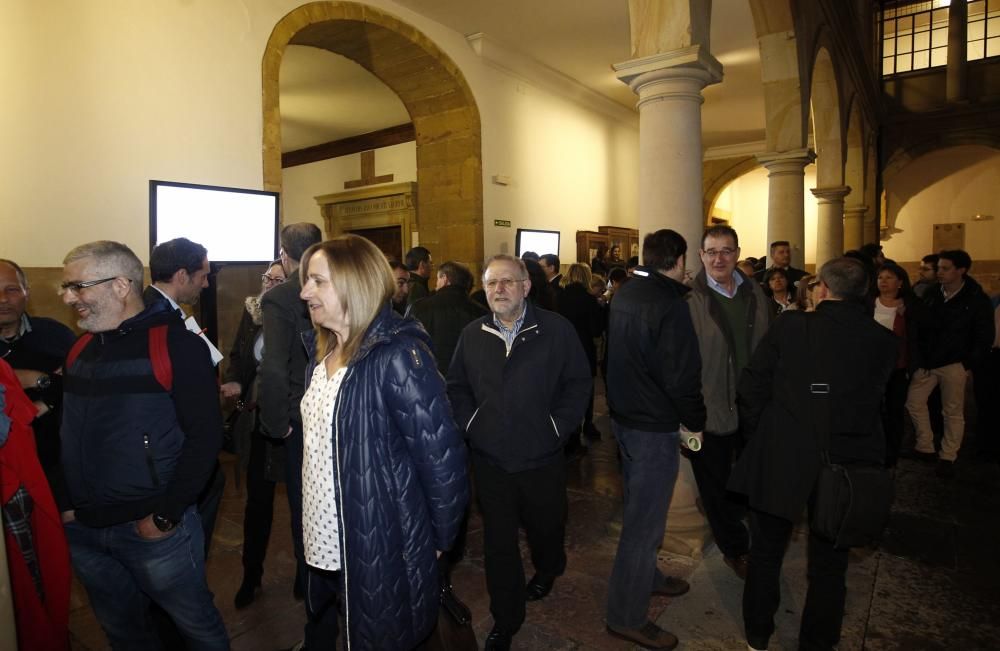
xmin=262 ymin=1 xmax=484 ymax=272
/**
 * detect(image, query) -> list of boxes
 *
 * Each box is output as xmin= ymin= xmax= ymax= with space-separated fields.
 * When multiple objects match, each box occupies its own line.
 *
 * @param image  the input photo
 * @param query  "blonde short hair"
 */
xmin=300 ymin=235 xmax=395 ymax=364
xmin=561 ymin=263 xmax=592 ymax=288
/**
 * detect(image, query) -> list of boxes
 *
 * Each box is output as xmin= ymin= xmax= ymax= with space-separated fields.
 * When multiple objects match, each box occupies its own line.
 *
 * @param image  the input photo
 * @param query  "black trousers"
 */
xmin=304 ymin=566 xmax=341 ymax=650
xmin=285 ymin=426 xmax=308 ymax=593
xmin=882 ymin=367 xmax=910 ymax=467
xmin=687 ymin=432 xmax=749 ymax=558
xmin=241 ymin=431 xmax=277 ymax=585
xmin=472 ymin=453 xmax=567 ymax=632
xmin=974 ymin=348 xmax=1000 ymax=455
xmin=744 ymin=509 xmax=849 ymax=651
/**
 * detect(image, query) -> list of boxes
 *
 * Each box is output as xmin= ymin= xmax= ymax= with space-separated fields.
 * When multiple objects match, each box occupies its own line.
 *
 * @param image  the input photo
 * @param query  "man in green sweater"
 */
xmin=686 ymin=225 xmax=771 ymax=579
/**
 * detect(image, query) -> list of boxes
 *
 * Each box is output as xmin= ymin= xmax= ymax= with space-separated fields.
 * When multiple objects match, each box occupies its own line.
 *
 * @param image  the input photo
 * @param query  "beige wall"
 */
xmin=0 ymin=0 xmax=638 ymax=269
xmin=883 ymin=146 xmax=1000 ymax=263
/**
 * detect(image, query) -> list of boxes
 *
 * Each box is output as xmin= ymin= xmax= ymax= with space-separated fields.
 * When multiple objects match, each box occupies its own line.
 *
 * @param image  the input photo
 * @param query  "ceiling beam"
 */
xmin=282 ymin=123 xmax=415 ymax=168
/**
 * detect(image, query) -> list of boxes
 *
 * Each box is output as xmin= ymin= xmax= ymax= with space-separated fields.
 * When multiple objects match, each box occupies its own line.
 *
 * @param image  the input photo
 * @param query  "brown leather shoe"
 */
xmin=606 ymin=621 xmax=678 ymax=650
xmin=724 ymin=554 xmax=749 ymax=580
xmin=651 ymin=576 xmax=689 ymax=597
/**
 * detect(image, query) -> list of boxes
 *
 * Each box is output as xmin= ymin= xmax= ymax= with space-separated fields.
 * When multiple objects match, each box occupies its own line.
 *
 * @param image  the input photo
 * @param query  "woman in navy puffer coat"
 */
xmin=297 ymin=235 xmax=469 ymax=650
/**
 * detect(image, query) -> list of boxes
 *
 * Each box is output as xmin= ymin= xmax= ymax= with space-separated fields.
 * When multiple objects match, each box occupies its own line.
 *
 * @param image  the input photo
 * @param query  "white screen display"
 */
xmin=152 ymin=183 xmax=278 ymax=262
xmin=516 ymin=230 xmax=560 ymax=257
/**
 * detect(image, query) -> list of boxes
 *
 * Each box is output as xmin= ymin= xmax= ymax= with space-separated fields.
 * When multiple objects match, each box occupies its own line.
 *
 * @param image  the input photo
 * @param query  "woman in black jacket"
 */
xmin=558 ymin=263 xmax=605 ymax=442
xmin=220 ymin=260 xmax=290 ymax=608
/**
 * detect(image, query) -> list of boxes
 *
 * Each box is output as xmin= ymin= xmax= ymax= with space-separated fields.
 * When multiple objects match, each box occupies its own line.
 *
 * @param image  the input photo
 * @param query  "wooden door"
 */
xmin=349 ymin=225 xmax=403 ymax=261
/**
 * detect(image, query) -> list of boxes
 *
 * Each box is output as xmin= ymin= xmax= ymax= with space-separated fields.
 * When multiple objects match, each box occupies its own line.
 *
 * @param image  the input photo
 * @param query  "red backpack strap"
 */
xmin=65 ymin=333 xmax=94 ymax=370
xmin=149 ymin=325 xmax=173 ymax=391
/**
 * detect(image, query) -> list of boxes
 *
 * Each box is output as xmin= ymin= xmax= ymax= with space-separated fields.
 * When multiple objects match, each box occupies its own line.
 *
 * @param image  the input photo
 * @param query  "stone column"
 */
xmin=812 ymin=186 xmax=851 ymax=268
xmin=756 ymin=149 xmax=816 ymax=269
xmin=614 ymin=46 xmax=721 ymax=559
xmin=843 ymin=204 xmax=868 ymax=252
xmin=614 ymin=47 xmax=723 ymax=254
xmin=947 ymin=0 xmax=968 ymax=103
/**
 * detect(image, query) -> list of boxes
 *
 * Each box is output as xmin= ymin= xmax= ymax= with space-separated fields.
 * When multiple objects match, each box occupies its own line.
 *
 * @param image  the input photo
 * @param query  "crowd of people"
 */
xmin=0 ymin=221 xmax=997 ymax=651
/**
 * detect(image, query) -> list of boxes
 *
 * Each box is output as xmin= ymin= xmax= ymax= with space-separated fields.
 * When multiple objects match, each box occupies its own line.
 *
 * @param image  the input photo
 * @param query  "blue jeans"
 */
xmin=606 ymin=423 xmax=680 ymax=629
xmin=65 ymin=506 xmax=229 ymax=650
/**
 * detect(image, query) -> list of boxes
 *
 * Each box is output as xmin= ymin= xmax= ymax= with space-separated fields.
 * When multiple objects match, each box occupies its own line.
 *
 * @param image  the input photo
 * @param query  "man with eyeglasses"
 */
xmin=447 ymin=254 xmax=591 ymax=651
xmin=0 ymin=259 xmax=76 ymax=492
xmin=604 ymin=229 xmax=705 ymax=650
xmin=912 ymin=253 xmax=939 ymax=299
xmin=57 ymin=241 xmax=228 ymax=649
xmin=685 ymin=226 xmax=771 ymax=582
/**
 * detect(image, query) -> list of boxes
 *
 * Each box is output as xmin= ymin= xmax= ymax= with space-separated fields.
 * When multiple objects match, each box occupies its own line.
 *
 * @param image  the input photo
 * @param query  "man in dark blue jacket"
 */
xmin=448 ymin=254 xmax=591 ymax=651
xmin=57 ymin=240 xmax=227 ymax=649
xmin=605 ymin=229 xmax=706 ymax=651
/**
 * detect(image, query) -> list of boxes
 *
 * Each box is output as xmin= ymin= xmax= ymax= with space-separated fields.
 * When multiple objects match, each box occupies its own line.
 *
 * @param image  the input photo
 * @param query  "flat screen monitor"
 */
xmin=515 ymin=228 xmax=560 ymax=258
xmin=149 ymin=180 xmax=279 ymax=263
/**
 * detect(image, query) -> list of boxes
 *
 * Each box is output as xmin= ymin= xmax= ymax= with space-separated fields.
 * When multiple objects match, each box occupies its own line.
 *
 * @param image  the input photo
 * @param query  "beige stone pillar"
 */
xmin=614 ymin=46 xmax=721 ymax=558
xmin=756 ymin=149 xmax=816 ymax=269
xmin=614 ymin=48 xmax=722 ymax=254
xmin=947 ymin=0 xmax=968 ymax=103
xmin=864 ymin=211 xmax=881 ymax=245
xmin=812 ymin=186 xmax=851 ymax=268
xmin=843 ymin=204 xmax=868 ymax=252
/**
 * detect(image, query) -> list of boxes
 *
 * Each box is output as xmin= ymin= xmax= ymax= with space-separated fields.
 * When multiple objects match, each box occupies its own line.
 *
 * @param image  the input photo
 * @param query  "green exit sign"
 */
xmin=494 ymin=219 xmax=511 ymax=228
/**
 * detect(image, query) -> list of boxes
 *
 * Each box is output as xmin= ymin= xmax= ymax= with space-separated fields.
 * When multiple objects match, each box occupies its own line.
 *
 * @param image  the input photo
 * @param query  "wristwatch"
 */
xmin=152 ymin=514 xmax=177 ymax=532
xmin=35 ymin=374 xmax=51 ymax=390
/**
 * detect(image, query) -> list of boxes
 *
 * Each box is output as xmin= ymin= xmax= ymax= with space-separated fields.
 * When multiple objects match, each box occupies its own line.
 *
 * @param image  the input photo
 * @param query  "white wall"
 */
xmin=712 ymin=165 xmax=819 ymax=264
xmin=883 ymin=145 xmax=1000 ymax=262
xmin=0 ymin=0 xmax=638 ymax=267
xmin=282 ymin=142 xmax=417 ymax=228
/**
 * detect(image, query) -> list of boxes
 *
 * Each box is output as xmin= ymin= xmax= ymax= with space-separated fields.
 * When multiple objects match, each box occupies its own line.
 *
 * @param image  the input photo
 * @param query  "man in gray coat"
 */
xmin=686 ymin=225 xmax=770 ymax=579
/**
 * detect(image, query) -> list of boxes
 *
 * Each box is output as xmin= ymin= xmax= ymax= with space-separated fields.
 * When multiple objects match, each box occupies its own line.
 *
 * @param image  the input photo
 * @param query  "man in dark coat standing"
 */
xmin=259 ymin=221 xmax=322 ymax=600
xmin=410 ymin=260 xmax=488 ymax=372
xmin=604 ymin=229 xmax=705 ymax=650
xmin=729 ymin=257 xmax=897 ymax=651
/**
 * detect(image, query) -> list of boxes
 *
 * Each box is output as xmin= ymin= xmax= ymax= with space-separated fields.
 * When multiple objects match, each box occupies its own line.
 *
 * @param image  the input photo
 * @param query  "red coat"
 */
xmin=0 ymin=358 xmax=70 ymax=651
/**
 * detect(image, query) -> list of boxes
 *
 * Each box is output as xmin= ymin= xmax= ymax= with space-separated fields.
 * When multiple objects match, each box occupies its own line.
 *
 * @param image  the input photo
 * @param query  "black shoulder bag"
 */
xmin=805 ymin=315 xmax=894 ymax=550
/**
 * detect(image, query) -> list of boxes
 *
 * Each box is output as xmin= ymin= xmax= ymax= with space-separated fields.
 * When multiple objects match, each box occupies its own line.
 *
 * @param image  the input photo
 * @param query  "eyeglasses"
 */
xmin=485 ymin=278 xmax=526 ymax=291
xmin=703 ymin=248 xmax=737 ymax=259
xmin=261 ymin=274 xmax=284 ymax=285
xmin=59 ymin=276 xmax=122 ymax=294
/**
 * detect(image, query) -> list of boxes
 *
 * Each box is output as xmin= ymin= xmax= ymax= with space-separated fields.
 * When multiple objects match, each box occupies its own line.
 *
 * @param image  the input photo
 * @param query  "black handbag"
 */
xmin=424 ymin=559 xmax=477 ymax=651
xmin=804 ymin=317 xmax=894 ymax=550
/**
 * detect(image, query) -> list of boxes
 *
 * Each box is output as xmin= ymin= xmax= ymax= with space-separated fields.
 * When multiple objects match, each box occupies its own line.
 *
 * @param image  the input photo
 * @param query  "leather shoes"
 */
xmin=525 ymin=573 xmax=555 ymax=601
xmin=234 ymin=580 xmax=260 ymax=609
xmin=484 ymin=625 xmax=513 ymax=651
xmin=724 ymin=554 xmax=749 ymax=580
xmin=912 ymin=450 xmax=938 ymax=463
xmin=936 ymin=459 xmax=956 ymax=479
xmin=606 ymin=620 xmax=678 ymax=650
xmin=652 ymin=576 xmax=689 ymax=597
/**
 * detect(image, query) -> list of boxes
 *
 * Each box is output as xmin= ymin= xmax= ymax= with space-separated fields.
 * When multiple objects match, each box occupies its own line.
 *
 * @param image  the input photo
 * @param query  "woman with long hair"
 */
xmin=874 ymin=263 xmax=922 ymax=467
xmin=559 ymin=263 xmax=605 ymax=443
xmin=221 ymin=259 xmax=291 ymax=609
xmin=296 ymin=235 xmax=468 ymax=649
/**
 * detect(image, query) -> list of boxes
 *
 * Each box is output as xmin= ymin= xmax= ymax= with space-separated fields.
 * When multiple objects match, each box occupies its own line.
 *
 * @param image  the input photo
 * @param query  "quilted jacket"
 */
xmin=303 ymin=305 xmax=469 ymax=650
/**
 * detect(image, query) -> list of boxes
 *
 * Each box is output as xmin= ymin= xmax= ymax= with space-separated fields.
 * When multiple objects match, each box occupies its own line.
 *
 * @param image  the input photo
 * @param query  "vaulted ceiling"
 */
xmin=279 ymin=0 xmax=766 ymax=152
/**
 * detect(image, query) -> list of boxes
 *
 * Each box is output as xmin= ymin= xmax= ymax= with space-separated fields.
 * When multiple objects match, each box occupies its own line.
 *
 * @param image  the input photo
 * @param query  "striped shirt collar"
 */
xmin=492 ymin=304 xmax=527 ymax=348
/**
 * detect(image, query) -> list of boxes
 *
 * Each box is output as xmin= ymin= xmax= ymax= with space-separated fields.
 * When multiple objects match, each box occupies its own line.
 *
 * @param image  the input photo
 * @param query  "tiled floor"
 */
xmin=68 ymin=386 xmax=1000 ymax=650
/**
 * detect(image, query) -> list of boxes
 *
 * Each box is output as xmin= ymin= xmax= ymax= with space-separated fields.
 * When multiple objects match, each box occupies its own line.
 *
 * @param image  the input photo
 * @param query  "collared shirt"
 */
xmin=492 ymin=305 xmax=527 ymax=351
xmin=0 ymin=314 xmax=31 ymax=344
xmin=942 ymin=281 xmax=965 ymax=303
xmin=151 ymin=285 xmax=184 ymax=315
xmin=705 ymin=270 xmax=744 ymax=299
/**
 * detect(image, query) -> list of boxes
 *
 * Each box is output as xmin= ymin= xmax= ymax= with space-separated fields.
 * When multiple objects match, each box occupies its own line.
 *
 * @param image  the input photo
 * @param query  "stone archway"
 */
xmin=843 ymin=96 xmax=866 ymax=250
xmin=262 ymin=2 xmax=484 ymax=272
xmin=809 ymin=45 xmax=847 ymax=266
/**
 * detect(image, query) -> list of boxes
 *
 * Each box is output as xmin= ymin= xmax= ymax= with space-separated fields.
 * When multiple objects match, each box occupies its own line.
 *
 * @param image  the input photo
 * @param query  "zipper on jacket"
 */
xmin=549 ymin=415 xmax=560 ymax=439
xmin=333 ymin=368 xmax=352 ymax=651
xmin=466 ymin=405 xmax=482 ymax=431
xmin=143 ymin=434 xmax=160 ymax=488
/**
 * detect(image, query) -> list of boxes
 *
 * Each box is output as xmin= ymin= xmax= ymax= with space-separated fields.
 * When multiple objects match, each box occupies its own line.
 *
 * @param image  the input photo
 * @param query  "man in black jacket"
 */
xmin=729 ymin=257 xmax=896 ymax=651
xmin=604 ymin=229 xmax=705 ymax=651
xmin=405 ymin=245 xmax=433 ymax=304
xmin=448 ymin=254 xmax=590 ymax=651
xmin=259 ymin=221 xmax=322 ymax=599
xmin=905 ymin=249 xmax=995 ymax=478
xmin=410 ymin=260 xmax=487 ymax=372
xmin=58 ymin=240 xmax=228 ymax=649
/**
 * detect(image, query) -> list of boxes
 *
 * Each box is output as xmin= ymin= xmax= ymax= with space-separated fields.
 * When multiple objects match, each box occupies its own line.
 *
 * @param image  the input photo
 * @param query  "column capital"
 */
xmin=811 ymin=185 xmax=852 ymax=203
xmin=614 ymin=44 xmax=723 ymax=91
xmin=756 ymin=148 xmax=816 ymax=172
